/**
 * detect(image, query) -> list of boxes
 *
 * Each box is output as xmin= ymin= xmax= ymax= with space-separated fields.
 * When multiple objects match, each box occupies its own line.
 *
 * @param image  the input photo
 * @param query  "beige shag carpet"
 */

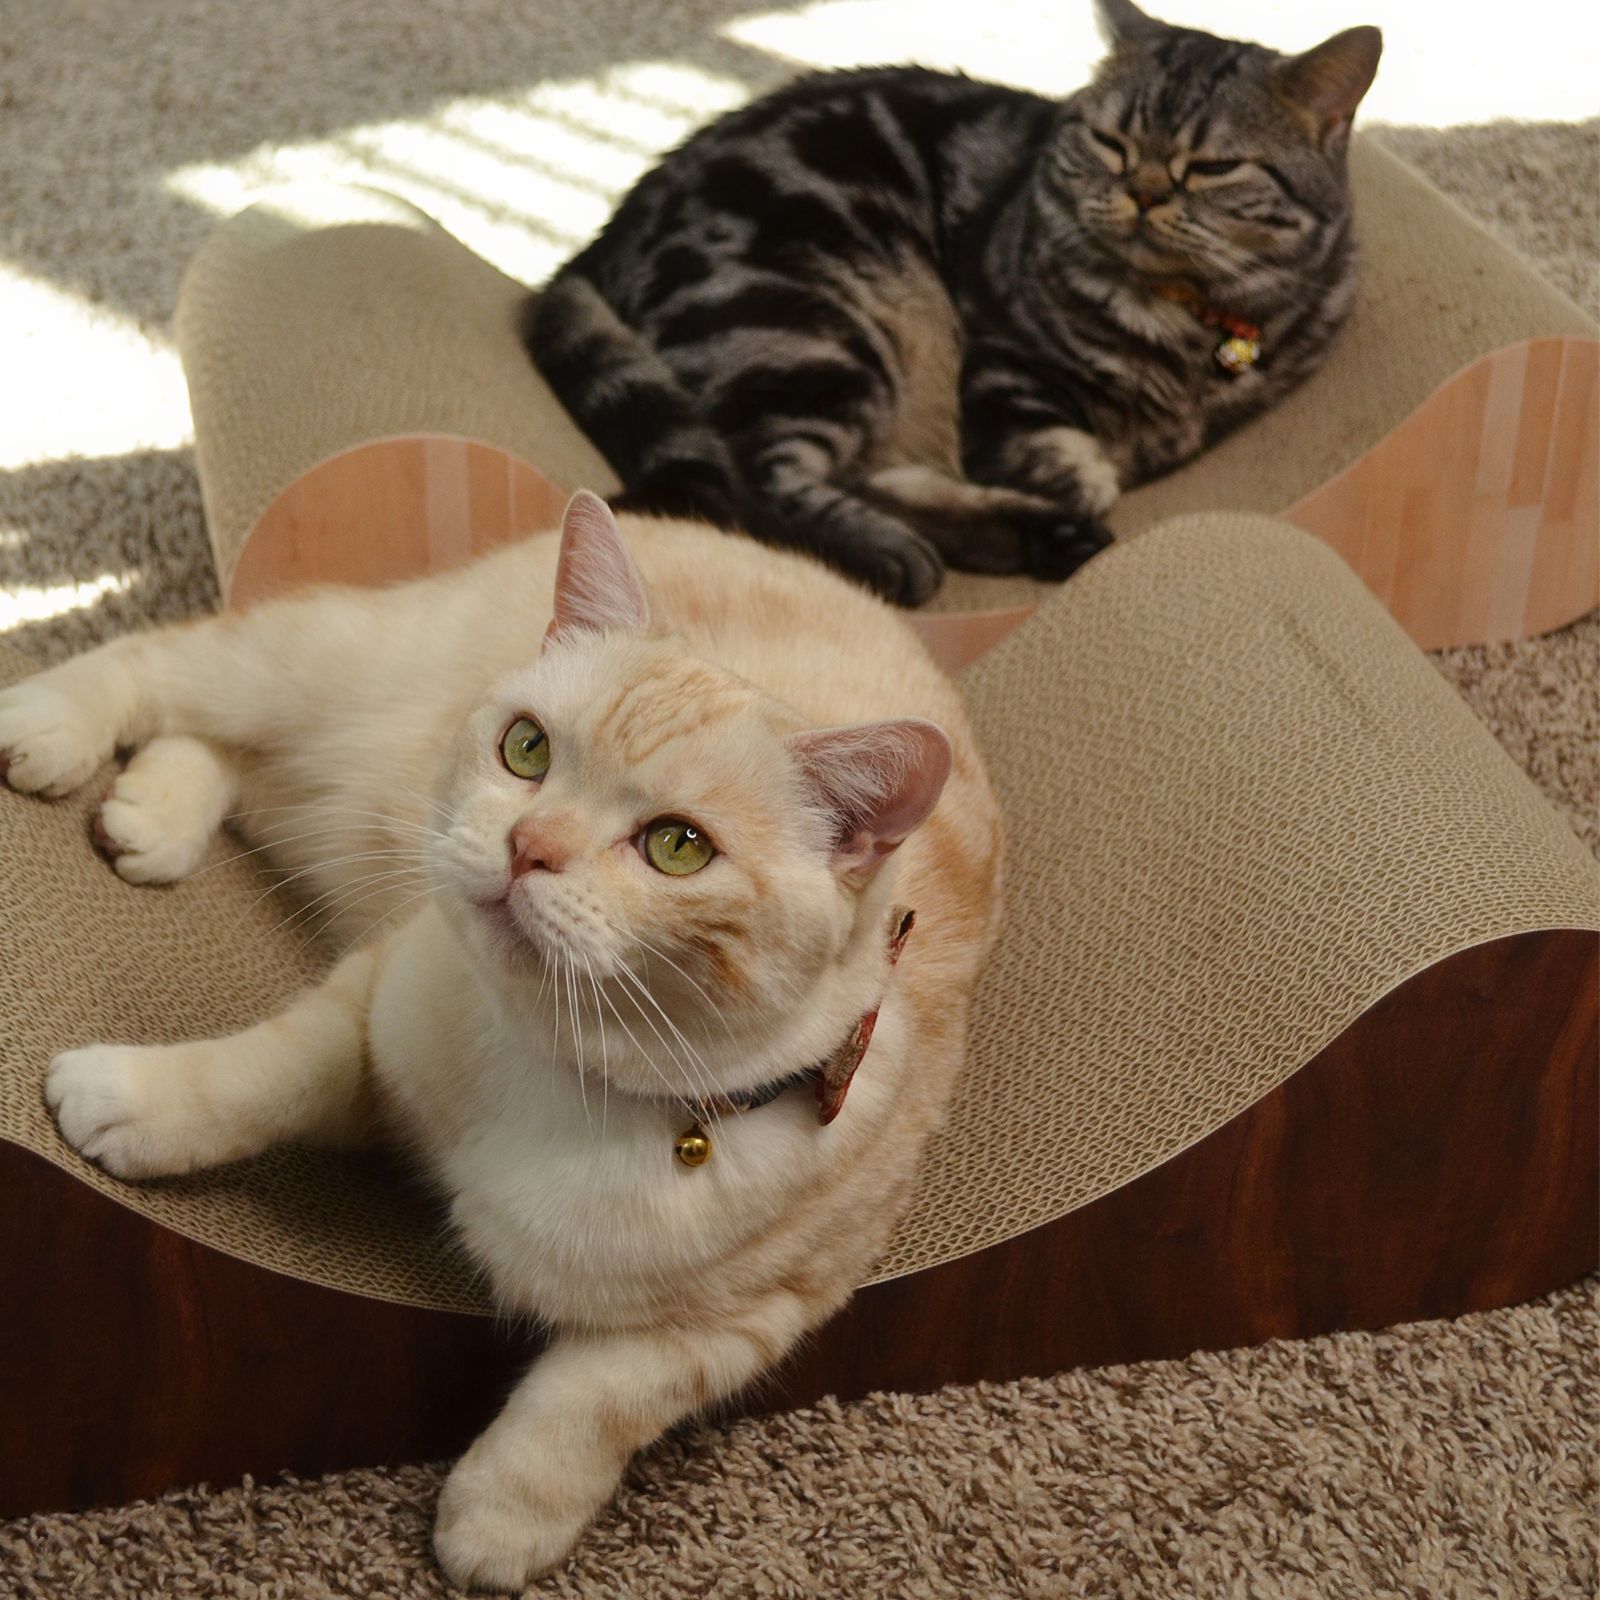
xmin=3 ymin=1282 xmax=1594 ymax=1600
xmin=1 ymin=1 xmax=1596 ymax=1595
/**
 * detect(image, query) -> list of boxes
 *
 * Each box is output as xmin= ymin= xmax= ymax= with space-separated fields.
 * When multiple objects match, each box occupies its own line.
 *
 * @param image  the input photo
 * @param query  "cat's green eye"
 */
xmin=643 ymin=819 xmax=715 ymax=876
xmin=501 ymin=717 xmax=550 ymax=780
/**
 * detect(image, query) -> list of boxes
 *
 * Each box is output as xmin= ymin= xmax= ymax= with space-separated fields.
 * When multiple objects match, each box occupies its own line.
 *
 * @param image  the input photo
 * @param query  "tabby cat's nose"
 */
xmin=508 ymin=818 xmax=571 ymax=877
xmin=1128 ymin=166 xmax=1173 ymax=210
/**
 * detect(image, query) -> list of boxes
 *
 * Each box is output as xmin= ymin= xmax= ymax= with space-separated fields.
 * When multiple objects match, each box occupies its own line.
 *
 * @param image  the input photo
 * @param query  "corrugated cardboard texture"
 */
xmin=3 ymin=517 xmax=1594 ymax=1308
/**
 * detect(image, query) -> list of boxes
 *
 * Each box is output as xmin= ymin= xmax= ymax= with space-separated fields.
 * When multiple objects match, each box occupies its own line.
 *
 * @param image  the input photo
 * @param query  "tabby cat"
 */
xmin=3 ymin=494 xmax=1002 ymax=1590
xmin=527 ymin=0 xmax=1381 ymax=604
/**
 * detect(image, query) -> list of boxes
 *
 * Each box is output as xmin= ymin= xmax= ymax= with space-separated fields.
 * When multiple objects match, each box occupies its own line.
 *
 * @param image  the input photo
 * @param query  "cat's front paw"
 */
xmin=850 ymin=532 xmax=945 ymax=607
xmin=95 ymin=737 xmax=235 ymax=884
xmin=46 ymin=1044 xmax=203 ymax=1179
xmin=434 ymin=1450 xmax=589 ymax=1593
xmin=0 ymin=678 xmax=116 ymax=798
xmin=1015 ymin=510 xmax=1114 ymax=582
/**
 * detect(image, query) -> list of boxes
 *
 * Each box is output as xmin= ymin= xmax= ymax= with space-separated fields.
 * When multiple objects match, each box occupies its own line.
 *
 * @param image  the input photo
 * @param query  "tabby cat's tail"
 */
xmin=521 ymin=275 xmax=740 ymax=525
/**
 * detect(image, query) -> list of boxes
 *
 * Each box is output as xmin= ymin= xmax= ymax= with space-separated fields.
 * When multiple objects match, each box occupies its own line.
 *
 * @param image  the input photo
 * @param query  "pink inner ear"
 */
xmin=789 ymin=719 xmax=953 ymax=873
xmin=544 ymin=490 xmax=651 ymax=648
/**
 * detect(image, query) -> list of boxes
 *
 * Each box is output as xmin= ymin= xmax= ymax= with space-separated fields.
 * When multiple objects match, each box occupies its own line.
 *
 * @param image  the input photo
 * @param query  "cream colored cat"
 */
xmin=0 ymin=494 xmax=1002 ymax=1591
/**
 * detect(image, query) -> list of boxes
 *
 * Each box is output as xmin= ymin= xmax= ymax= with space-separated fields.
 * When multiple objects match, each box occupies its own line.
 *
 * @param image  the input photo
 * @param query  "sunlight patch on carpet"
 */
xmin=162 ymin=61 xmax=749 ymax=287
xmin=0 ymin=264 xmax=192 ymax=471
xmin=0 ymin=571 xmax=136 ymax=629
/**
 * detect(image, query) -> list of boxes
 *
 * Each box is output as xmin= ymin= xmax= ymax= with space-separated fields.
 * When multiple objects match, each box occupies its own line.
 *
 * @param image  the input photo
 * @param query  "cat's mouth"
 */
xmin=1120 ymin=223 xmax=1197 ymax=270
xmin=475 ymin=890 xmax=527 ymax=943
xmin=471 ymin=885 xmax=613 ymax=977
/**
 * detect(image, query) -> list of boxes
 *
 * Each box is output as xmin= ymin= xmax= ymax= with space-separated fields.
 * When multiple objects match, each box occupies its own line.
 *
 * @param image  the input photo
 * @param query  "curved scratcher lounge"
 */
xmin=2 ymin=138 xmax=1596 ymax=1516
xmin=175 ymin=141 xmax=1599 ymax=644
xmin=1 ymin=516 xmax=1595 ymax=1514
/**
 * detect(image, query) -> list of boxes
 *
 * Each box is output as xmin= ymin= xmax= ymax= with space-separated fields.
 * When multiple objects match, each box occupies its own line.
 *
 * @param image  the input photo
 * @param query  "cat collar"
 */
xmin=1153 ymin=281 xmax=1262 ymax=375
xmin=673 ymin=907 xmax=916 ymax=1167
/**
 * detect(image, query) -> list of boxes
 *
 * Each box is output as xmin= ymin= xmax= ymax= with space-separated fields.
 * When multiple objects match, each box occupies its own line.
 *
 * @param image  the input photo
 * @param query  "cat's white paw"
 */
xmin=46 ymin=1044 xmax=200 ymax=1179
xmin=95 ymin=737 xmax=234 ymax=884
xmin=434 ymin=1452 xmax=587 ymax=1592
xmin=0 ymin=678 xmax=115 ymax=798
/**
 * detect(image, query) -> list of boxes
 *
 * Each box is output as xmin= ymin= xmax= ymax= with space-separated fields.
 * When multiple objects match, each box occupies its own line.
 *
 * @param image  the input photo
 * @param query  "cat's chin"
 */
xmin=1117 ymin=236 xmax=1202 ymax=278
xmin=467 ymin=890 xmax=614 ymax=985
xmin=468 ymin=891 xmax=547 ymax=963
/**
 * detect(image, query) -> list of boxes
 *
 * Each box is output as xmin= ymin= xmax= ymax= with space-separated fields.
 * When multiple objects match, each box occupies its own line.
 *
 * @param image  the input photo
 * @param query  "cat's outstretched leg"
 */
xmin=866 ymin=464 xmax=1110 ymax=577
xmin=0 ymin=640 xmax=151 ymax=798
xmin=524 ymin=276 xmax=742 ymax=526
xmin=0 ymin=622 xmax=234 ymax=805
xmin=94 ymin=734 xmax=240 ymax=884
xmin=46 ymin=942 xmax=380 ymax=1179
xmin=433 ymin=1291 xmax=816 ymax=1590
xmin=3 ymin=617 xmax=281 ymax=875
xmin=738 ymin=433 xmax=944 ymax=606
xmin=955 ymin=339 xmax=1119 ymax=579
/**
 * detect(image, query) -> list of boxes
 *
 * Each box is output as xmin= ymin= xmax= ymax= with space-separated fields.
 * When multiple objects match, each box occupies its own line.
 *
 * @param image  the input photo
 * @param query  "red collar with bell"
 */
xmin=674 ymin=907 xmax=916 ymax=1167
xmin=1153 ymin=280 xmax=1263 ymax=375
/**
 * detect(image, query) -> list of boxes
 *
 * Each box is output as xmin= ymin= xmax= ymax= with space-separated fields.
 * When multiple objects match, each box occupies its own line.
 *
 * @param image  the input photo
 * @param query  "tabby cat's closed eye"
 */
xmin=1088 ymin=127 xmax=1128 ymax=170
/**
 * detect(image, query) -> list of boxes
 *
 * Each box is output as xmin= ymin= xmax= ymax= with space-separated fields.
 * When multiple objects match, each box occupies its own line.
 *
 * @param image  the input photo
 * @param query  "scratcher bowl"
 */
xmin=1 ymin=143 xmax=1596 ymax=1517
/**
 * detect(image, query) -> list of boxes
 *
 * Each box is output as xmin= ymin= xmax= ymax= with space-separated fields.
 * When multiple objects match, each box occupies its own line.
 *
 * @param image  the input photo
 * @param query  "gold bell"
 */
xmin=1214 ymin=335 xmax=1260 ymax=374
xmin=674 ymin=1123 xmax=713 ymax=1167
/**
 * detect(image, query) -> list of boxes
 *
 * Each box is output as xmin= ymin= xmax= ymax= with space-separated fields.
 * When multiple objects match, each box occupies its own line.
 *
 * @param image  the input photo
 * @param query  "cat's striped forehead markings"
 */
xmin=590 ymin=657 xmax=756 ymax=768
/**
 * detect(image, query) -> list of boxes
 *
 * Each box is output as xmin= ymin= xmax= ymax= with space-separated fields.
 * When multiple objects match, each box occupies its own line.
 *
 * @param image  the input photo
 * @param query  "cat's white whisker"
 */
xmin=581 ymin=953 xmax=610 ymax=1140
xmin=630 ymin=934 xmax=734 ymax=1034
xmin=392 ymin=780 xmax=462 ymax=830
xmin=225 ymin=847 xmax=430 ymax=937
xmin=590 ymin=980 xmax=698 ymax=1123
xmin=335 ymin=884 xmax=439 ymax=960
xmin=543 ymin=947 xmax=562 ymax=1065
xmin=565 ymin=958 xmax=593 ymax=1132
xmin=188 ymin=821 xmax=435 ymax=878
xmin=229 ymin=801 xmax=441 ymax=841
xmin=612 ymin=964 xmax=726 ymax=1135
xmin=265 ymin=864 xmax=431 ymax=940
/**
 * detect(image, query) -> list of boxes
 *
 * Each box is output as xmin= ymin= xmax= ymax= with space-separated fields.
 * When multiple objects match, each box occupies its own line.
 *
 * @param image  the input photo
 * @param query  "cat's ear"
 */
xmin=789 ymin=718 xmax=952 ymax=876
xmin=544 ymin=490 xmax=651 ymax=648
xmin=1274 ymin=26 xmax=1382 ymax=152
xmin=1095 ymin=0 xmax=1166 ymax=48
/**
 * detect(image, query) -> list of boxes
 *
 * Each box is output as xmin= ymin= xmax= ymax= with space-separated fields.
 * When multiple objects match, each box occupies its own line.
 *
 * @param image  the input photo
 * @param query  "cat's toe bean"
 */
xmin=0 ymin=683 xmax=113 ymax=797
xmin=434 ymin=1459 xmax=584 ymax=1592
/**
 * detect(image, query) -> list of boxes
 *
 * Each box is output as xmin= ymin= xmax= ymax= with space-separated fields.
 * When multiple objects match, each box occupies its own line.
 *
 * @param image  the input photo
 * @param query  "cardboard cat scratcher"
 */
xmin=1 ymin=139 xmax=1596 ymax=1518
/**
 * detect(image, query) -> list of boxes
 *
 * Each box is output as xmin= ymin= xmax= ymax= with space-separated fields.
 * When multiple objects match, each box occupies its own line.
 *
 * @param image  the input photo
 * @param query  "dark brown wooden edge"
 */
xmin=2 ymin=928 xmax=1594 ymax=1519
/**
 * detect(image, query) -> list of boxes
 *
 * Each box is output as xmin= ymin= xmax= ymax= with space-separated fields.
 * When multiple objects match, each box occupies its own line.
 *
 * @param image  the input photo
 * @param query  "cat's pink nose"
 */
xmin=1128 ymin=166 xmax=1172 ymax=211
xmin=508 ymin=817 xmax=573 ymax=878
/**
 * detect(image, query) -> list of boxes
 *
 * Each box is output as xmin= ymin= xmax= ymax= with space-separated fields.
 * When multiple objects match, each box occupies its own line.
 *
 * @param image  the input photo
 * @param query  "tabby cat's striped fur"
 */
xmin=526 ymin=0 xmax=1380 ymax=604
